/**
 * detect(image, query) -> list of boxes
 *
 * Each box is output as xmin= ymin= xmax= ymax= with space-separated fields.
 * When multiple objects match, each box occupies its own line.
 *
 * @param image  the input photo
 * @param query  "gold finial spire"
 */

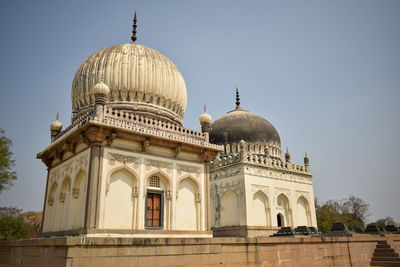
xmin=56 ymin=112 xmax=59 ymax=121
xmin=131 ymin=11 xmax=137 ymax=43
xmin=235 ymin=87 xmax=240 ymax=108
xmin=204 ymin=104 xmax=207 ymax=113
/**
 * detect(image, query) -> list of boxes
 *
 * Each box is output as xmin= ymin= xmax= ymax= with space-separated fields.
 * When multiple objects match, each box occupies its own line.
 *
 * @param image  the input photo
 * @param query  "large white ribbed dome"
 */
xmin=71 ymin=43 xmax=187 ymax=121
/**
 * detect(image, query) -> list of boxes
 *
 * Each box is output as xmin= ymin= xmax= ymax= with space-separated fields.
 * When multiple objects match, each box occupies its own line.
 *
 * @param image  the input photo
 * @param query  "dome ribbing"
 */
xmin=71 ymin=43 xmax=187 ymax=121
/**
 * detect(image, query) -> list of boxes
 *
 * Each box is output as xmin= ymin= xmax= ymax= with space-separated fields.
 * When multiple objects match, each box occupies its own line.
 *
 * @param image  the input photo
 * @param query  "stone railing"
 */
xmin=51 ymin=103 xmax=223 ymax=150
xmin=222 ymin=141 xmax=282 ymax=158
xmin=53 ymin=110 xmax=93 ymax=142
xmin=92 ymin=106 xmax=222 ymax=149
xmin=211 ymin=150 xmax=309 ymax=174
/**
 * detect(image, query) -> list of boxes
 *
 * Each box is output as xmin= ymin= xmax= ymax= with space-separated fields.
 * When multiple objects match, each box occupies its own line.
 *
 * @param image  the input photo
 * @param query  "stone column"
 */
xmin=83 ymin=127 xmax=108 ymax=231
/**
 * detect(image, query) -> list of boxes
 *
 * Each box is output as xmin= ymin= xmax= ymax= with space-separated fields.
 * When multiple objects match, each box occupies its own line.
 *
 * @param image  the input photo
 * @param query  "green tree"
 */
xmin=0 ymin=206 xmax=29 ymax=240
xmin=315 ymin=195 xmax=370 ymax=233
xmin=22 ymin=211 xmax=43 ymax=238
xmin=376 ymin=216 xmax=397 ymax=228
xmin=339 ymin=195 xmax=370 ymax=230
xmin=315 ymin=199 xmax=342 ymax=233
xmin=0 ymin=128 xmax=17 ymax=193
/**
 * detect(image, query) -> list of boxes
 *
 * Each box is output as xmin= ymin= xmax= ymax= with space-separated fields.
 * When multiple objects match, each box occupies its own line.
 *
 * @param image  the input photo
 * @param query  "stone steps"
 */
xmin=375 ymin=248 xmax=396 ymax=253
xmin=370 ymin=240 xmax=400 ymax=266
xmin=373 ymin=253 xmax=400 ymax=258
xmin=371 ymin=262 xmax=400 ymax=266
xmin=372 ymin=257 xmax=400 ymax=262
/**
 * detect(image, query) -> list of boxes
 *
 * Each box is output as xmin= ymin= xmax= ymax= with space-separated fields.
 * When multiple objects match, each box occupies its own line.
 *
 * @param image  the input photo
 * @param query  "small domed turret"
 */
xmin=93 ymin=81 xmax=110 ymax=97
xmin=285 ymin=147 xmax=291 ymax=163
xmin=199 ymin=104 xmax=212 ymax=133
xmin=50 ymin=112 xmax=62 ymax=142
xmin=50 ymin=112 xmax=62 ymax=131
xmin=304 ymin=152 xmax=309 ymax=166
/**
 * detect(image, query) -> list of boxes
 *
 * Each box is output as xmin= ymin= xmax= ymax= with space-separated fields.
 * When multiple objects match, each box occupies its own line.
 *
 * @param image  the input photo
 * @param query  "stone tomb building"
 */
xmin=37 ymin=14 xmax=316 ymax=239
xmin=208 ymin=90 xmax=317 ymax=237
xmin=38 ymin=17 xmax=222 ymax=238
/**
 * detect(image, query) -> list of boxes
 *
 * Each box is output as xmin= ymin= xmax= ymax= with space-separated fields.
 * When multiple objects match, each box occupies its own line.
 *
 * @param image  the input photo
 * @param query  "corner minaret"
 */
xmin=285 ymin=147 xmax=291 ymax=163
xmin=50 ymin=112 xmax=62 ymax=142
xmin=199 ymin=104 xmax=212 ymax=141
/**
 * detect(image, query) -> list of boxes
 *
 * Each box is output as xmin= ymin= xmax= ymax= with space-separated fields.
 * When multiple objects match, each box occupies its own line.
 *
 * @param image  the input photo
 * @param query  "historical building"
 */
xmin=37 ymin=14 xmax=222 ymax=238
xmin=37 ymin=13 xmax=316 ymax=239
xmin=208 ymin=89 xmax=317 ymax=237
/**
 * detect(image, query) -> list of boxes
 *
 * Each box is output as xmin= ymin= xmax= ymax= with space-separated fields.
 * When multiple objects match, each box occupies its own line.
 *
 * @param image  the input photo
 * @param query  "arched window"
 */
xmin=148 ymin=175 xmax=160 ymax=188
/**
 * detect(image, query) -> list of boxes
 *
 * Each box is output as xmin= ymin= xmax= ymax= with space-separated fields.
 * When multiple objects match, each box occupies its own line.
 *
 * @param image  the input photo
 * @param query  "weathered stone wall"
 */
xmin=1 ymin=234 xmax=399 ymax=267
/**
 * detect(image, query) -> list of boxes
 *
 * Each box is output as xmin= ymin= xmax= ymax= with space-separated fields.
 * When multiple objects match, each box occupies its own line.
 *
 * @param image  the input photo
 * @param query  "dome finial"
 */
xmin=235 ymin=87 xmax=240 ymax=109
xmin=204 ymin=104 xmax=207 ymax=113
xmin=56 ymin=112 xmax=59 ymax=121
xmin=131 ymin=11 xmax=137 ymax=43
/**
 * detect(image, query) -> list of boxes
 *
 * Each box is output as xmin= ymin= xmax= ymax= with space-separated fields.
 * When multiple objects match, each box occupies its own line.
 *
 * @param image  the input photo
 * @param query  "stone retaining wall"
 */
xmin=1 ymin=234 xmax=399 ymax=266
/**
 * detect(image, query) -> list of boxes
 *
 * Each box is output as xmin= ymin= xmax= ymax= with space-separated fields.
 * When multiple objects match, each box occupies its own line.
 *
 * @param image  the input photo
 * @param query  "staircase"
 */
xmin=370 ymin=240 xmax=400 ymax=266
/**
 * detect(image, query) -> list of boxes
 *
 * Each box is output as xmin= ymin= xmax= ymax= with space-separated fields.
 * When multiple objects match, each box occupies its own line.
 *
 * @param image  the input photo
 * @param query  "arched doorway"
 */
xmin=277 ymin=213 xmax=284 ymax=227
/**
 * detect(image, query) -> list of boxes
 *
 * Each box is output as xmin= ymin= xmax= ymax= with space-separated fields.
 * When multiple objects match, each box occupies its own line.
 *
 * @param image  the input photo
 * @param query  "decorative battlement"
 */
xmin=53 ymin=110 xmax=93 ymax=142
xmin=51 ymin=104 xmax=222 ymax=150
xmin=210 ymin=140 xmax=309 ymax=174
xmin=221 ymin=141 xmax=282 ymax=158
xmin=102 ymin=106 xmax=206 ymax=143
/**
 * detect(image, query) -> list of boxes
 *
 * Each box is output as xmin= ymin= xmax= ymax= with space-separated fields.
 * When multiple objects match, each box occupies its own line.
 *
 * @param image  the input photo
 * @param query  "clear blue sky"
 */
xmin=0 ymin=0 xmax=399 ymax=223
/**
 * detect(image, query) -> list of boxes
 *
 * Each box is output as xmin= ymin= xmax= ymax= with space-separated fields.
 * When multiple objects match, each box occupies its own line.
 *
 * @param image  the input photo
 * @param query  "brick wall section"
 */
xmin=1 ymin=234 xmax=399 ymax=267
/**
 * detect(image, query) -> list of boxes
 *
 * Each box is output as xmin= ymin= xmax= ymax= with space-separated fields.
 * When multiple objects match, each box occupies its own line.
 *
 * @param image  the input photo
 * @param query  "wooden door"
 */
xmin=146 ymin=192 xmax=162 ymax=228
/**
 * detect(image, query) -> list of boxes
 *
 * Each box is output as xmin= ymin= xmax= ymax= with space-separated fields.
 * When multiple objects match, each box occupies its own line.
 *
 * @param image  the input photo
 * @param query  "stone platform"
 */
xmin=1 ymin=234 xmax=399 ymax=266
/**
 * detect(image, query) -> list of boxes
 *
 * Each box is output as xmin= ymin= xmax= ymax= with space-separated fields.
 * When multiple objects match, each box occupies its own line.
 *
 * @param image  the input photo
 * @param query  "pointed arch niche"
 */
xmin=70 ymin=170 xmax=87 ymax=229
xmin=44 ymin=181 xmax=58 ymax=232
xmin=175 ymin=176 xmax=200 ymax=230
xmin=221 ymin=190 xmax=240 ymax=227
xmin=276 ymin=193 xmax=292 ymax=227
xmin=296 ymin=196 xmax=311 ymax=227
xmin=144 ymin=171 xmax=172 ymax=230
xmin=252 ymin=191 xmax=271 ymax=227
xmin=56 ymin=176 xmax=71 ymax=231
xmin=104 ymin=168 xmax=138 ymax=229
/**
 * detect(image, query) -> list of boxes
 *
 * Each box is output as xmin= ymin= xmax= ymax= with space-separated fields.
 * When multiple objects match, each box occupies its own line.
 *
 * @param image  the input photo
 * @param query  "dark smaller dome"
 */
xmin=210 ymin=107 xmax=281 ymax=145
